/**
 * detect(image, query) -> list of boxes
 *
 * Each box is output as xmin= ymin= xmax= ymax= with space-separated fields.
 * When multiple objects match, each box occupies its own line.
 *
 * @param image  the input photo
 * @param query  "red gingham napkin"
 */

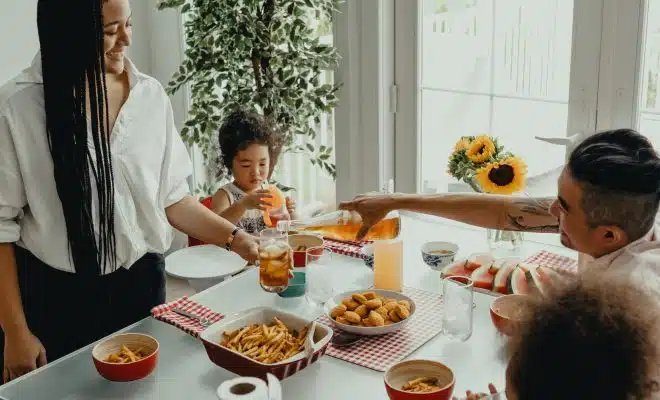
xmin=524 ymin=250 xmax=578 ymax=275
xmin=150 ymin=296 xmax=224 ymax=338
xmin=317 ymin=286 xmax=443 ymax=372
xmin=323 ymin=238 xmax=372 ymax=259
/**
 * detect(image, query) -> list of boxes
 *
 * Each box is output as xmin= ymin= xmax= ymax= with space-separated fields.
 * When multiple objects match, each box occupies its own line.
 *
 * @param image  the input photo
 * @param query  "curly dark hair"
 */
xmin=507 ymin=275 xmax=660 ymax=400
xmin=216 ymin=109 xmax=287 ymax=180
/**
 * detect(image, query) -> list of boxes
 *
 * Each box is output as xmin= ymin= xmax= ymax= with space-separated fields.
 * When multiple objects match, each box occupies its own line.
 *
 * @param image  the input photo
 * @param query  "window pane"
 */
xmin=638 ymin=0 xmax=660 ymax=147
xmin=420 ymin=0 xmax=574 ymax=196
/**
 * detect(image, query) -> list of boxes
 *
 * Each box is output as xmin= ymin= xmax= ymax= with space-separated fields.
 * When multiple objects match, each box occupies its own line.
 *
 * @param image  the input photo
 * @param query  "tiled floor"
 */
xmin=165 ymin=276 xmax=196 ymax=301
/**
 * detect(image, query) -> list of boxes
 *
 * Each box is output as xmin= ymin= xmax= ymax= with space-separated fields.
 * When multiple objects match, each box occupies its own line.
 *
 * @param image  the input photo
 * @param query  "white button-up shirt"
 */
xmin=579 ymin=216 xmax=660 ymax=296
xmin=0 ymin=54 xmax=192 ymax=273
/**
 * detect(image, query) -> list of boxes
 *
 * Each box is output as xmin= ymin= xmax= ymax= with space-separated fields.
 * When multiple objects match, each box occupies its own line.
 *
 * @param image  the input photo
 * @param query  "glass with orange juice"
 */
xmin=261 ymin=182 xmax=289 ymax=227
xmin=258 ymin=228 xmax=293 ymax=293
xmin=373 ymin=238 xmax=404 ymax=292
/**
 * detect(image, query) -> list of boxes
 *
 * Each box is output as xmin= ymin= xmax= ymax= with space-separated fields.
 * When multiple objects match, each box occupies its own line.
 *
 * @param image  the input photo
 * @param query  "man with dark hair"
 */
xmin=340 ymin=129 xmax=660 ymax=281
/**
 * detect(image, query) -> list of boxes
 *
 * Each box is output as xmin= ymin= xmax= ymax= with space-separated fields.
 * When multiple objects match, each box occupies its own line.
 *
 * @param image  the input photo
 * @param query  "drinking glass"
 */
xmin=305 ymin=246 xmax=335 ymax=308
xmin=258 ymin=228 xmax=292 ymax=293
xmin=373 ymin=238 xmax=403 ymax=292
xmin=442 ymin=276 xmax=474 ymax=341
xmin=267 ymin=205 xmax=290 ymax=227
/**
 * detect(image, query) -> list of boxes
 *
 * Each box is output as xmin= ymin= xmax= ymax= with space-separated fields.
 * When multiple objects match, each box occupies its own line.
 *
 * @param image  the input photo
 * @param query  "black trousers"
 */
xmin=0 ymin=246 xmax=165 ymax=370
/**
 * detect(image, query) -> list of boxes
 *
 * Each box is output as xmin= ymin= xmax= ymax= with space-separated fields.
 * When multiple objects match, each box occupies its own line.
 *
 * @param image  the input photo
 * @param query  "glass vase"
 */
xmin=465 ymin=178 xmax=525 ymax=257
xmin=486 ymin=228 xmax=524 ymax=257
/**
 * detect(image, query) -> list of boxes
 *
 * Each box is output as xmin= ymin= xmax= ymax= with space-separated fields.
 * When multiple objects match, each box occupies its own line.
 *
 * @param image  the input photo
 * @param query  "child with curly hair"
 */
xmin=457 ymin=276 xmax=660 ymax=399
xmin=189 ymin=110 xmax=298 ymax=246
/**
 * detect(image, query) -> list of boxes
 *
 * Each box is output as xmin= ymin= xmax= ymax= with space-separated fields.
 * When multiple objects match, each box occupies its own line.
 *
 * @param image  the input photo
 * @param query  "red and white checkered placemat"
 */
xmin=317 ymin=286 xmax=444 ymax=372
xmin=151 ymin=296 xmax=224 ymax=338
xmin=524 ymin=250 xmax=578 ymax=275
xmin=324 ymin=238 xmax=371 ymax=260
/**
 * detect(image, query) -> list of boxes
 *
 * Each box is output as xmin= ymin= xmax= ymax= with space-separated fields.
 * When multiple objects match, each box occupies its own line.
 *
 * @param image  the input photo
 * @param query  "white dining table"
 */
xmin=0 ymin=213 xmax=576 ymax=400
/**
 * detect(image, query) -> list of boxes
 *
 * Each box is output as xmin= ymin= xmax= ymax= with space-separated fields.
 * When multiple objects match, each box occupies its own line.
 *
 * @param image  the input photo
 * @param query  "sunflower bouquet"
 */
xmin=447 ymin=135 xmax=527 ymax=195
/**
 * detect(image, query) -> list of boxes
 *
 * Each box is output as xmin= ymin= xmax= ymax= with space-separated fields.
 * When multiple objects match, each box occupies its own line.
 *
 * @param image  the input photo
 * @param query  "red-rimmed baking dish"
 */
xmin=200 ymin=307 xmax=333 ymax=380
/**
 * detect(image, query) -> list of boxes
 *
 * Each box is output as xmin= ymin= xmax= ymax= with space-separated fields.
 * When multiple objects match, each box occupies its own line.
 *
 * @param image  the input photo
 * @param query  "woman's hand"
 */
xmin=452 ymin=384 xmax=499 ymax=400
xmin=240 ymin=189 xmax=273 ymax=211
xmin=3 ymin=328 xmax=47 ymax=383
xmin=338 ymin=194 xmax=394 ymax=240
xmin=230 ymin=230 xmax=259 ymax=264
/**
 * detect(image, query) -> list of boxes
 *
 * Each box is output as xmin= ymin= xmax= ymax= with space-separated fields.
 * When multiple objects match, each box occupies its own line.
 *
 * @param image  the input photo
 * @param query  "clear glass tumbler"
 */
xmin=305 ymin=246 xmax=335 ymax=308
xmin=441 ymin=275 xmax=474 ymax=341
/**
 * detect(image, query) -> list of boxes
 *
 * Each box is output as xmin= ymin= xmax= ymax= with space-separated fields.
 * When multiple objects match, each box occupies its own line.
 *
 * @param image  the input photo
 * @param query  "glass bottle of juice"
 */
xmin=277 ymin=210 xmax=401 ymax=241
xmin=262 ymin=182 xmax=287 ymax=227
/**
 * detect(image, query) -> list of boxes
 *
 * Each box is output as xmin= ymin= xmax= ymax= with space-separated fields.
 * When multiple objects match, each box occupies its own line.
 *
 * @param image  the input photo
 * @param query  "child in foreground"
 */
xmin=458 ymin=276 xmax=660 ymax=399
xmin=189 ymin=110 xmax=298 ymax=246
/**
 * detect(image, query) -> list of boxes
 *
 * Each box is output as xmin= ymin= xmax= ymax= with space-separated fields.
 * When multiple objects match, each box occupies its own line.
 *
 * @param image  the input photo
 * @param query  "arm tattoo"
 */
xmin=505 ymin=197 xmax=559 ymax=233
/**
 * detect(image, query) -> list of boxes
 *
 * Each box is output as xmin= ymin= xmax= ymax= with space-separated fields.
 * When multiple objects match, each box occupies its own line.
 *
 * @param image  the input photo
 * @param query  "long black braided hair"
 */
xmin=37 ymin=0 xmax=116 ymax=277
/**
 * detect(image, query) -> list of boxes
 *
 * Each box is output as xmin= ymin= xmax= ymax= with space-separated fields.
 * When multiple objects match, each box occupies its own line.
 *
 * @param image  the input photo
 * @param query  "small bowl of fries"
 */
xmin=324 ymin=289 xmax=416 ymax=336
xmin=384 ymin=360 xmax=456 ymax=399
xmin=200 ymin=307 xmax=332 ymax=380
xmin=92 ymin=333 xmax=159 ymax=381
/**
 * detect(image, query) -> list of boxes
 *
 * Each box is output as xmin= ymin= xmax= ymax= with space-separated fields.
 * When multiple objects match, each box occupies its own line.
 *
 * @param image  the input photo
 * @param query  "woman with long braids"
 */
xmin=0 ymin=0 xmax=260 ymax=382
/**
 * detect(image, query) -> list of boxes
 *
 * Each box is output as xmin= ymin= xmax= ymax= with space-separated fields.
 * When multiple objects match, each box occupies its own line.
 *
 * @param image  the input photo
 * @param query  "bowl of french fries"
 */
xmin=384 ymin=360 xmax=456 ymax=400
xmin=199 ymin=307 xmax=333 ymax=380
xmin=324 ymin=289 xmax=416 ymax=336
xmin=92 ymin=333 xmax=159 ymax=381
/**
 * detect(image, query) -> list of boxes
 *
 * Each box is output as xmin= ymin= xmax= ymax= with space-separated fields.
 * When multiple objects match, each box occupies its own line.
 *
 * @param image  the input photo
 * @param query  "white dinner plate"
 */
xmin=165 ymin=244 xmax=247 ymax=280
xmin=324 ymin=289 xmax=416 ymax=336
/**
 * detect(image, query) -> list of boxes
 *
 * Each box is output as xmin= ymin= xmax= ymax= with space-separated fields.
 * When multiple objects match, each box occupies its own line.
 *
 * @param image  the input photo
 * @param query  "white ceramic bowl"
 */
xmin=421 ymin=242 xmax=459 ymax=270
xmin=324 ymin=289 xmax=416 ymax=336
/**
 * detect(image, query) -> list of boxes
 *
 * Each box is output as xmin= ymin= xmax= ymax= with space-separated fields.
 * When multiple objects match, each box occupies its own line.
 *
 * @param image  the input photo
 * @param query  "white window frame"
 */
xmin=595 ymin=0 xmax=645 ymax=131
xmin=393 ymin=0 xmax=606 ymax=194
xmin=138 ymin=0 xmax=650 ymax=204
xmin=333 ymin=0 xmax=396 ymax=202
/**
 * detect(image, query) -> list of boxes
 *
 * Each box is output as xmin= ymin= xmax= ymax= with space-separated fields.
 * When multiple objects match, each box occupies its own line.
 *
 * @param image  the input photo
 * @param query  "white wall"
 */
xmin=0 ymin=0 xmax=38 ymax=86
xmin=127 ymin=0 xmax=152 ymax=74
xmin=0 ymin=0 xmax=151 ymax=85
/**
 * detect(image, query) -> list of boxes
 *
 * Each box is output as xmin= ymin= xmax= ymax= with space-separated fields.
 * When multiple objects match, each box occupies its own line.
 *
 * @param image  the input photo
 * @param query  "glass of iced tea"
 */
xmin=258 ymin=228 xmax=293 ymax=293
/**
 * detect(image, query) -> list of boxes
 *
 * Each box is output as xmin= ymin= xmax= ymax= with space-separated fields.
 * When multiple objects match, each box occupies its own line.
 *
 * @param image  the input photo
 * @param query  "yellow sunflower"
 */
xmin=466 ymin=135 xmax=496 ymax=163
xmin=453 ymin=137 xmax=472 ymax=153
xmin=475 ymin=157 xmax=527 ymax=195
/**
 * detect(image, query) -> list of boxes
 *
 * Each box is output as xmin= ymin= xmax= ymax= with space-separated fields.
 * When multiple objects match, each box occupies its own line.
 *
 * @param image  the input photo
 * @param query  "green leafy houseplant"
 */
xmin=157 ymin=0 xmax=341 ymax=195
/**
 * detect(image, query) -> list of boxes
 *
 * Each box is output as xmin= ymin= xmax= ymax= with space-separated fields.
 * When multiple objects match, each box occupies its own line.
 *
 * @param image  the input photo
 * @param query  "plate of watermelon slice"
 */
xmin=441 ymin=255 xmax=571 ymax=296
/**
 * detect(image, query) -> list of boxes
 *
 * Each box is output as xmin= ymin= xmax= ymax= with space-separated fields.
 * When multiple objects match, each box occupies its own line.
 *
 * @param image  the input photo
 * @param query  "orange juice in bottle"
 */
xmin=277 ymin=210 xmax=401 ymax=241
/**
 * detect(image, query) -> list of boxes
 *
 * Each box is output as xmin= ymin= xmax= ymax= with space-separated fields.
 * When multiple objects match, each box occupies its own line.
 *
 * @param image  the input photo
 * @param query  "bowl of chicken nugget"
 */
xmin=324 ymin=289 xmax=416 ymax=336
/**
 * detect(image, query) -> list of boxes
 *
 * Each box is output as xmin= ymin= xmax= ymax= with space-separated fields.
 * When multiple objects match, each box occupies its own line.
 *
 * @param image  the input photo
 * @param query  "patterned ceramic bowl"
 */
xmin=421 ymin=242 xmax=459 ymax=271
xmin=360 ymin=244 xmax=374 ymax=269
